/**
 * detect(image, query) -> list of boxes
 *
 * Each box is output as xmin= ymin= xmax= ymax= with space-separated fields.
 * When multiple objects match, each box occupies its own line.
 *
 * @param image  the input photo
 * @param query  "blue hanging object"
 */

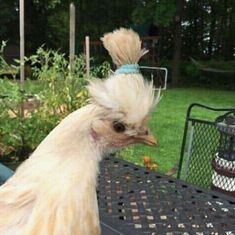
xmin=0 ymin=163 xmax=14 ymax=185
xmin=114 ymin=64 xmax=140 ymax=75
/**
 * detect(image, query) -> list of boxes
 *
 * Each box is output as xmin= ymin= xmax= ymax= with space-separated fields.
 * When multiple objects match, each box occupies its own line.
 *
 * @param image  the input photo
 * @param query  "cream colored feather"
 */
xmin=101 ymin=27 xmax=148 ymax=66
xmin=88 ymin=74 xmax=158 ymax=125
xmin=0 ymin=28 xmax=160 ymax=235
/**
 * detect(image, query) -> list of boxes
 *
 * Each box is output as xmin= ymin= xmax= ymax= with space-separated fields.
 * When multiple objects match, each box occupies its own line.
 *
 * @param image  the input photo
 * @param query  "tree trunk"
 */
xmin=221 ymin=0 xmax=229 ymax=60
xmin=229 ymin=4 xmax=235 ymax=60
xmin=226 ymin=5 xmax=234 ymax=60
xmin=172 ymin=0 xmax=184 ymax=87
xmin=208 ymin=3 xmax=216 ymax=57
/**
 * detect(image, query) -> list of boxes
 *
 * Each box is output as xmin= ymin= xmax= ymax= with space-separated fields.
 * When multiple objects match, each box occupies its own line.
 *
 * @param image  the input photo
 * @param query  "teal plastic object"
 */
xmin=114 ymin=64 xmax=140 ymax=75
xmin=0 ymin=163 xmax=14 ymax=185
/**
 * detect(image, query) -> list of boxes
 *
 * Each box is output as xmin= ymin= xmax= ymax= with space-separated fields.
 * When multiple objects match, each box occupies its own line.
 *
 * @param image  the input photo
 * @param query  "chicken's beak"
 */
xmin=134 ymin=134 xmax=157 ymax=146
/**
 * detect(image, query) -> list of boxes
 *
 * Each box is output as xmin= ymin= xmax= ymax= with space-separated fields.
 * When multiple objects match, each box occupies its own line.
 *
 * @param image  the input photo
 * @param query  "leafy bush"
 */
xmin=0 ymin=47 xmax=111 ymax=162
xmin=181 ymin=61 xmax=200 ymax=79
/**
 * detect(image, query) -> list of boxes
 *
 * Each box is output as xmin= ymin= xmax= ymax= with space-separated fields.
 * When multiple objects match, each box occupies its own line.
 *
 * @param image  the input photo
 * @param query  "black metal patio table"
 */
xmin=98 ymin=156 xmax=235 ymax=235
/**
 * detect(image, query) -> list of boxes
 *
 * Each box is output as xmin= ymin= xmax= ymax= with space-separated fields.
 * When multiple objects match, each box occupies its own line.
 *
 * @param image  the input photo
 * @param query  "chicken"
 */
xmin=0 ymin=28 xmax=160 ymax=235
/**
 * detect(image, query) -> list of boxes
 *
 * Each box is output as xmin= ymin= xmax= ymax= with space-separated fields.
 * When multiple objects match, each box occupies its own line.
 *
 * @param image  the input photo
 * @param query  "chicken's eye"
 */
xmin=113 ymin=121 xmax=126 ymax=133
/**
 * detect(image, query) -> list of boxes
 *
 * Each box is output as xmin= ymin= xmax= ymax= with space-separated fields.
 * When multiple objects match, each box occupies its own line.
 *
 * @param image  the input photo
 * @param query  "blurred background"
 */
xmin=1 ymin=0 xmax=235 ymax=88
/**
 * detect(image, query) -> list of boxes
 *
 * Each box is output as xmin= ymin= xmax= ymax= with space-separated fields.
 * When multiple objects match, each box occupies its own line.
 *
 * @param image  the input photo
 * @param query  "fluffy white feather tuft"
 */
xmin=87 ymin=74 xmax=160 ymax=124
xmin=101 ymin=28 xmax=148 ymax=66
xmin=91 ymin=28 xmax=161 ymax=125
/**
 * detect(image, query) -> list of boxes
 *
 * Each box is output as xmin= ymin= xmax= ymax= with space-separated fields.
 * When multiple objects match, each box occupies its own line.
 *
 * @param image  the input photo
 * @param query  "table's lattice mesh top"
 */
xmin=98 ymin=157 xmax=235 ymax=235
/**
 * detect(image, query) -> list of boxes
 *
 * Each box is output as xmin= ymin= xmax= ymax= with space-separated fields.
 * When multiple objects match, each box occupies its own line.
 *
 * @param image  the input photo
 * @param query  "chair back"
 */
xmin=177 ymin=103 xmax=235 ymax=190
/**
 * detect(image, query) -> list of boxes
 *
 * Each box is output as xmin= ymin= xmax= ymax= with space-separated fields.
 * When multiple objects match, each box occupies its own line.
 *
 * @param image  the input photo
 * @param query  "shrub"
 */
xmin=0 ymin=47 xmax=111 ymax=162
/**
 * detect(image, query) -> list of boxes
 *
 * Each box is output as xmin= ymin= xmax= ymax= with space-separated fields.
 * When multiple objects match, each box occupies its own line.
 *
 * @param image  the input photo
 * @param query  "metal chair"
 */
xmin=177 ymin=103 xmax=235 ymax=190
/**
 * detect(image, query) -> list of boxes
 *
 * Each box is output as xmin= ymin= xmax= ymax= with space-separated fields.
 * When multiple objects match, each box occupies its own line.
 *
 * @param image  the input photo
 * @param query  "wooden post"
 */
xmin=19 ymin=0 xmax=25 ymax=117
xmin=85 ymin=36 xmax=90 ymax=77
xmin=69 ymin=2 xmax=76 ymax=73
xmin=20 ymin=0 xmax=24 ymax=89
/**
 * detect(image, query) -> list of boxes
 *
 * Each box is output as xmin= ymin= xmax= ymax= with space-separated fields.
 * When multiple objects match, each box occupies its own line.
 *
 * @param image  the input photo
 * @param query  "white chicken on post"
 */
xmin=0 ymin=28 xmax=161 ymax=235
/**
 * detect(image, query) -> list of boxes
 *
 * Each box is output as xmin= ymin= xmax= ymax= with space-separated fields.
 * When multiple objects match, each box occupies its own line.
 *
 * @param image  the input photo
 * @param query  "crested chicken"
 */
xmin=0 ymin=28 xmax=160 ymax=235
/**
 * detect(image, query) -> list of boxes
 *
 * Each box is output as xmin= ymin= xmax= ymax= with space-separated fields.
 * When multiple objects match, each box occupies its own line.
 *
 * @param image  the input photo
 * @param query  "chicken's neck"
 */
xmin=29 ymin=105 xmax=104 ymax=187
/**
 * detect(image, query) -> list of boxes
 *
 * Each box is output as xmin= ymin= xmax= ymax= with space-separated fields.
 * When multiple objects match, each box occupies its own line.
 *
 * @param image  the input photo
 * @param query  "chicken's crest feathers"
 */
xmin=87 ymin=75 xmax=160 ymax=124
xmin=89 ymin=28 xmax=161 ymax=124
xmin=101 ymin=28 xmax=148 ymax=66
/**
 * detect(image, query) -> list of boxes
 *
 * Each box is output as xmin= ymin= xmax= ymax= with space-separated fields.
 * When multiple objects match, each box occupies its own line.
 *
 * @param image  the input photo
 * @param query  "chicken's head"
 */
xmin=87 ymin=28 xmax=161 ymax=151
xmin=87 ymin=74 xmax=160 ymax=150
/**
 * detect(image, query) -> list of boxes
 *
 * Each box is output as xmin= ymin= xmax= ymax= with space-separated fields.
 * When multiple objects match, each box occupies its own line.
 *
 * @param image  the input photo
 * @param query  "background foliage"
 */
xmin=1 ymin=0 xmax=234 ymax=59
xmin=1 ymin=0 xmax=234 ymax=87
xmin=0 ymin=46 xmax=110 ymax=162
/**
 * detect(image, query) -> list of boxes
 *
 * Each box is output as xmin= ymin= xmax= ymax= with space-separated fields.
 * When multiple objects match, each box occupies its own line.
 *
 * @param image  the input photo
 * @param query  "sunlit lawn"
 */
xmin=120 ymin=88 xmax=235 ymax=174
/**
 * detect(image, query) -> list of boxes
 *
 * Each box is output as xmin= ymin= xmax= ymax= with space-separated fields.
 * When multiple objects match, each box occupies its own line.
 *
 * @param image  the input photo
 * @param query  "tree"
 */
xmin=132 ymin=0 xmax=183 ymax=85
xmin=220 ymin=0 xmax=235 ymax=60
xmin=0 ymin=0 xmax=19 ymax=43
xmin=172 ymin=0 xmax=184 ymax=86
xmin=1 ymin=0 xmax=235 ymax=73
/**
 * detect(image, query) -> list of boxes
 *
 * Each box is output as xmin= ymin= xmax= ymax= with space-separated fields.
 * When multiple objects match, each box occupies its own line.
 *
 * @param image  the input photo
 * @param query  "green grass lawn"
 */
xmin=120 ymin=88 xmax=235 ymax=174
